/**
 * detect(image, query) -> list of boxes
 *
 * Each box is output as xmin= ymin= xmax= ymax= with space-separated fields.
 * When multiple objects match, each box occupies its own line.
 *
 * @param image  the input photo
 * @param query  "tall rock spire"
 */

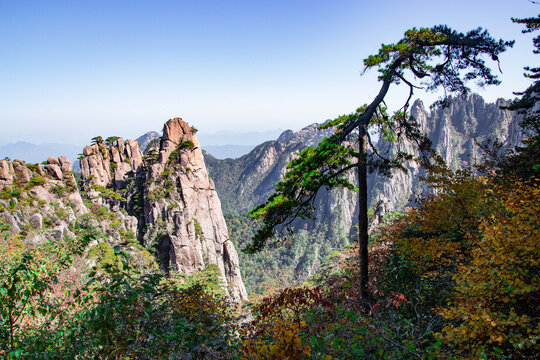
xmin=79 ymin=118 xmax=248 ymax=301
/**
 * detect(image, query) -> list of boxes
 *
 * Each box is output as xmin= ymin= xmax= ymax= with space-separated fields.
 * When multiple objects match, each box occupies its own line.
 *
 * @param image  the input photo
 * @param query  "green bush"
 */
xmin=28 ymin=176 xmax=45 ymax=187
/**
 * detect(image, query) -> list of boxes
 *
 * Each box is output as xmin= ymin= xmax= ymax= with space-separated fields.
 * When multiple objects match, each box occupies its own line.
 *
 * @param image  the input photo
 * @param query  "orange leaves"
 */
xmin=369 ymin=289 xmax=407 ymax=314
xmin=439 ymin=180 xmax=540 ymax=358
xmin=240 ymin=287 xmax=322 ymax=359
xmin=389 ymin=291 xmax=407 ymax=309
xmin=376 ymin=158 xmax=539 ymax=358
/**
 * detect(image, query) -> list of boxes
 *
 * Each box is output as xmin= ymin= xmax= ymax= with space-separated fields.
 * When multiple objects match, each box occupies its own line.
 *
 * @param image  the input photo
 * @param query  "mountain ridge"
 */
xmin=204 ymin=93 xmax=526 ymax=291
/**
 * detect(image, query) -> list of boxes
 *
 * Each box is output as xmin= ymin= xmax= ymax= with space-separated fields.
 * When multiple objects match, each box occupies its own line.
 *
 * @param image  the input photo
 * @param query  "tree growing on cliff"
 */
xmin=500 ymin=13 xmax=540 ymax=180
xmin=247 ymin=25 xmax=513 ymax=300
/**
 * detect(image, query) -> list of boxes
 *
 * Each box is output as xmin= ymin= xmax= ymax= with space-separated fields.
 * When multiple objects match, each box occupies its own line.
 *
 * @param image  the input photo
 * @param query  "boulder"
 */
xmin=47 ymin=156 xmax=60 ymax=166
xmin=83 ymin=145 xmax=94 ymax=156
xmin=0 ymin=160 xmax=14 ymax=182
xmin=29 ymin=213 xmax=43 ymax=229
xmin=12 ymin=161 xmax=30 ymax=183
xmin=58 ymin=156 xmax=72 ymax=173
xmin=1 ymin=212 xmax=20 ymax=235
xmin=44 ymin=164 xmax=63 ymax=180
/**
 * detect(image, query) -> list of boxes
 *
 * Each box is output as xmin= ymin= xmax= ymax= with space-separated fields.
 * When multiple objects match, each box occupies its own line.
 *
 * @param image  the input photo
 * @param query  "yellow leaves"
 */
xmin=380 ymin=161 xmax=539 ymax=358
xmin=437 ymin=179 xmax=540 ymax=358
xmin=240 ymin=318 xmax=311 ymax=360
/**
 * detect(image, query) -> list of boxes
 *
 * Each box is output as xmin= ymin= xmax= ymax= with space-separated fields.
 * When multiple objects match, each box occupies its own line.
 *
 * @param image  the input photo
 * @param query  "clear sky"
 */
xmin=0 ymin=0 xmax=538 ymax=146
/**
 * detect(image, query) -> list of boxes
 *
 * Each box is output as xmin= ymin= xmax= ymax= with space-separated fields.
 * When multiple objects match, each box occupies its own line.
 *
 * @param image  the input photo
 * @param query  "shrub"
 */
xmin=28 ymin=176 xmax=45 ymax=187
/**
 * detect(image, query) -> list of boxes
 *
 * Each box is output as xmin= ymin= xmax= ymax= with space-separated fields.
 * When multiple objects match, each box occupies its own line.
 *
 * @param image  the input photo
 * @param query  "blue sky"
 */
xmin=0 ymin=0 xmax=537 ymax=146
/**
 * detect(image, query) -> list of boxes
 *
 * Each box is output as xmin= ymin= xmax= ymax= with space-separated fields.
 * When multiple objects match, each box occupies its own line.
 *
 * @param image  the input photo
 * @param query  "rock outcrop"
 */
xmin=80 ymin=137 xmax=143 ymax=189
xmin=368 ymin=93 xmax=525 ymax=213
xmin=79 ymin=119 xmax=248 ymax=301
xmin=208 ymin=93 xmax=525 ymax=223
xmin=0 ymin=157 xmax=87 ymax=244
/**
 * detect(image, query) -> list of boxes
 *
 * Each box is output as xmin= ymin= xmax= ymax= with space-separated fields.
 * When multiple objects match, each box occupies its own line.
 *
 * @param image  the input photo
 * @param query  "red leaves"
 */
xmin=389 ymin=291 xmax=407 ymax=309
xmin=369 ymin=289 xmax=408 ymax=313
xmin=256 ymin=286 xmax=335 ymax=321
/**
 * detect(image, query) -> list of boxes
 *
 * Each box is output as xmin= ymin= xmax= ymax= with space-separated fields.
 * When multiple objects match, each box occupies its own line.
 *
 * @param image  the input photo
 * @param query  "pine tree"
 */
xmin=247 ymin=25 xmax=513 ymax=300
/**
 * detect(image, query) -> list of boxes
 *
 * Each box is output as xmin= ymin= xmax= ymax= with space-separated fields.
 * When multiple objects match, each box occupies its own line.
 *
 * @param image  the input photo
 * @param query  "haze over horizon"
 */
xmin=1 ymin=0 xmax=538 ymax=146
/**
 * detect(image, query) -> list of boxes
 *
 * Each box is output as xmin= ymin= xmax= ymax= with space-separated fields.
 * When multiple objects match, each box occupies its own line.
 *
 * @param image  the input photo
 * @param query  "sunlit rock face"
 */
xmin=0 ymin=156 xmax=87 ymax=244
xmin=368 ymin=93 xmax=524 ymax=217
xmin=79 ymin=118 xmax=247 ymax=302
xmin=206 ymin=94 xmax=525 ymax=234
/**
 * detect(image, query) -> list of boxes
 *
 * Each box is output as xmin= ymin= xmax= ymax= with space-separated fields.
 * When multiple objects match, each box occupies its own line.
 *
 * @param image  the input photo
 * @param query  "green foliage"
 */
xmin=499 ymin=14 xmax=540 ymax=181
xmin=0 ymin=228 xmax=94 ymax=358
xmin=24 ymin=163 xmax=40 ymax=173
xmin=0 ymin=186 xmax=21 ymax=201
xmin=144 ymin=138 xmax=161 ymax=155
xmin=247 ymin=138 xmax=358 ymax=253
xmin=507 ymin=15 xmax=539 ymax=131
xmin=193 ymin=218 xmax=203 ymax=237
xmin=143 ymin=148 xmax=159 ymax=164
xmin=173 ymin=263 xmax=226 ymax=296
xmin=88 ymin=242 xmax=120 ymax=270
xmin=27 ymin=176 xmax=45 ymax=188
xmin=90 ymin=136 xmax=103 ymax=145
xmin=90 ymin=184 xmax=126 ymax=202
xmin=227 ymin=213 xmax=348 ymax=295
xmin=168 ymin=140 xmax=196 ymax=163
xmin=146 ymin=186 xmax=166 ymax=201
xmin=48 ymin=184 xmax=65 ymax=197
xmin=104 ymin=136 xmax=120 ymax=146
xmin=89 ymin=203 xmax=116 ymax=221
xmin=0 ymin=219 xmax=241 ymax=359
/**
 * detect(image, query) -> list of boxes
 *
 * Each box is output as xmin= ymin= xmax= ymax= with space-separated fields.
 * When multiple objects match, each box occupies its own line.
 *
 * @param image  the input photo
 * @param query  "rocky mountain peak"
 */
xmin=136 ymin=131 xmax=161 ymax=152
xmin=78 ymin=118 xmax=248 ymax=301
xmin=0 ymin=156 xmax=87 ymax=245
xmin=276 ymin=123 xmax=330 ymax=147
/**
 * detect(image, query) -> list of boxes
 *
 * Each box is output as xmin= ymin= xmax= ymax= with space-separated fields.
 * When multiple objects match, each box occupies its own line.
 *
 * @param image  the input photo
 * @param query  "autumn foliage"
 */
xmin=376 ymin=158 xmax=539 ymax=359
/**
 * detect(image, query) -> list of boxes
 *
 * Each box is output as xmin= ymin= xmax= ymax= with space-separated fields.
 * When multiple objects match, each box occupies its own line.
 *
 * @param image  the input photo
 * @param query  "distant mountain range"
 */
xmin=0 ymin=96 xmax=528 ymax=294
xmin=0 ymin=142 xmax=82 ymax=164
xmin=197 ymin=129 xmax=286 ymax=159
xmin=0 ymin=128 xmax=286 ymax=165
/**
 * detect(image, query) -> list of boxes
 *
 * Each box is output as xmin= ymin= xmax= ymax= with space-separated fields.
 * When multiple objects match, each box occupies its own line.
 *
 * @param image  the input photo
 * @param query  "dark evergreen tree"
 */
xmin=247 ymin=26 xmax=513 ymax=300
xmin=501 ymin=14 xmax=540 ymax=180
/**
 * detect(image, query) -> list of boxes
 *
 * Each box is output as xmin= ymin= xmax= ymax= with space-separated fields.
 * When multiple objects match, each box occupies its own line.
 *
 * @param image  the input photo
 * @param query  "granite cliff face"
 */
xmin=368 ymin=93 xmax=524 ymax=217
xmin=0 ymin=118 xmax=247 ymax=301
xmin=205 ymin=94 xmax=523 ymax=289
xmin=79 ymin=118 xmax=247 ymax=301
xmin=208 ymin=94 xmax=524 ymax=223
xmin=204 ymin=123 xmax=334 ymax=214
